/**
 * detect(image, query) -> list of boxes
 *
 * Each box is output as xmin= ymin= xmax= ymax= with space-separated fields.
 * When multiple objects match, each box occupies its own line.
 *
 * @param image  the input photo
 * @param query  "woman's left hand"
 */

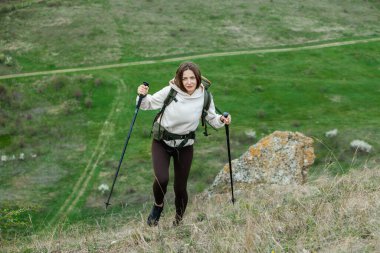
xmin=220 ymin=114 xmax=232 ymax=125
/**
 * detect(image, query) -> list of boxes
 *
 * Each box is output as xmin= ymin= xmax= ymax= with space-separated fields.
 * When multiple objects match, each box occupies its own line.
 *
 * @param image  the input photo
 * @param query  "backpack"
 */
xmin=152 ymin=76 xmax=217 ymax=137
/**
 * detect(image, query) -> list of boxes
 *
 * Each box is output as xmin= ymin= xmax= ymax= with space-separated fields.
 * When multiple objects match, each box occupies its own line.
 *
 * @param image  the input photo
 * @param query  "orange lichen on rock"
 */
xmin=223 ymin=164 xmax=230 ymax=173
xmin=249 ymin=145 xmax=261 ymax=157
xmin=260 ymin=136 xmax=272 ymax=148
xmin=304 ymin=148 xmax=316 ymax=166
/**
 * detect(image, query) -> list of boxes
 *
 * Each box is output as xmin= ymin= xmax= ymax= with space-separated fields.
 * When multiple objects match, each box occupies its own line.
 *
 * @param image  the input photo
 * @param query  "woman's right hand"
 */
xmin=137 ymin=84 xmax=149 ymax=96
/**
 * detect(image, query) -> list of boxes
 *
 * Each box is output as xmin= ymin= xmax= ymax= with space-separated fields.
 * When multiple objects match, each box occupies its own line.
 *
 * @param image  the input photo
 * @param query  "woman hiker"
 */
xmin=137 ymin=62 xmax=231 ymax=226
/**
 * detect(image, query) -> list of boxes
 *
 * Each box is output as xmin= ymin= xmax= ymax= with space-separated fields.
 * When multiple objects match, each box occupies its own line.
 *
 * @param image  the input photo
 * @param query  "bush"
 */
xmin=94 ymin=78 xmax=102 ymax=87
xmin=84 ymin=97 xmax=93 ymax=108
xmin=256 ymin=109 xmax=266 ymax=119
xmin=0 ymin=84 xmax=8 ymax=101
xmin=18 ymin=136 xmax=26 ymax=148
xmin=50 ymin=75 xmax=69 ymax=90
xmin=0 ymin=110 xmax=7 ymax=127
xmin=73 ymin=88 xmax=83 ymax=99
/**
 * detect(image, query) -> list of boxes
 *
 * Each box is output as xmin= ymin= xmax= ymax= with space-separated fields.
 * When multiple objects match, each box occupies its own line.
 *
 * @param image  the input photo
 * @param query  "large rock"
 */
xmin=209 ymin=131 xmax=315 ymax=194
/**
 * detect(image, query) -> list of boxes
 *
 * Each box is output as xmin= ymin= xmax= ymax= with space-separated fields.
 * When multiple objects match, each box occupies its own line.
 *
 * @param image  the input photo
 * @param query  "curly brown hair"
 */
xmin=174 ymin=62 xmax=202 ymax=92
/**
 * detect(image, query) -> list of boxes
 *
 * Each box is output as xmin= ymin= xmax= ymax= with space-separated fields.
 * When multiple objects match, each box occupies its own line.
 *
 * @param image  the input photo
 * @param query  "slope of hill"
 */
xmin=1 ymin=0 xmax=379 ymax=248
xmin=3 ymin=167 xmax=379 ymax=252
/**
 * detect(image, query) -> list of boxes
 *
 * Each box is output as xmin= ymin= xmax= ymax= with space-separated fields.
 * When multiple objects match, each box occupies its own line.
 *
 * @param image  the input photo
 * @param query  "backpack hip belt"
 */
xmin=162 ymin=130 xmax=195 ymax=149
xmin=152 ymin=121 xmax=195 ymax=148
xmin=162 ymin=130 xmax=195 ymax=141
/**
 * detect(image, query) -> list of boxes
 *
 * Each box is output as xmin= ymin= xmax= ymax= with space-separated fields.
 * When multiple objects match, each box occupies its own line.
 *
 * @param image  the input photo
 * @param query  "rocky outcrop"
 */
xmin=209 ymin=131 xmax=315 ymax=194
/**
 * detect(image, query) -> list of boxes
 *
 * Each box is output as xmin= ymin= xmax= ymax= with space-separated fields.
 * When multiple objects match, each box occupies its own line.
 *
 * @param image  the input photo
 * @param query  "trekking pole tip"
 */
xmin=105 ymin=202 xmax=111 ymax=209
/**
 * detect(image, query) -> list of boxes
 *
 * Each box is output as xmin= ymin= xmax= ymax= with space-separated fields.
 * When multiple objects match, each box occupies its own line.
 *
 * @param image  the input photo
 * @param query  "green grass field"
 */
xmin=1 ymin=0 xmax=379 ymax=249
xmin=1 ymin=0 xmax=379 ymax=74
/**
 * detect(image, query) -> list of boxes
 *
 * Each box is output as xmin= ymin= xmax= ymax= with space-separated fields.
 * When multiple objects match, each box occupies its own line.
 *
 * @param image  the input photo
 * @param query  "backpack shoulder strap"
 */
xmin=201 ymin=76 xmax=212 ymax=112
xmin=164 ymin=88 xmax=178 ymax=107
xmin=152 ymin=87 xmax=177 ymax=124
xmin=201 ymin=88 xmax=213 ymax=136
xmin=203 ymin=89 xmax=211 ymax=112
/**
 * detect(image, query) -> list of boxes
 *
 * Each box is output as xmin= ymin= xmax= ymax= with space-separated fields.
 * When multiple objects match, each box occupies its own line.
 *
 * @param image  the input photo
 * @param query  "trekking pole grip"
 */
xmin=140 ymin=82 xmax=149 ymax=97
xmin=137 ymin=82 xmax=149 ymax=108
xmin=223 ymin=112 xmax=229 ymax=126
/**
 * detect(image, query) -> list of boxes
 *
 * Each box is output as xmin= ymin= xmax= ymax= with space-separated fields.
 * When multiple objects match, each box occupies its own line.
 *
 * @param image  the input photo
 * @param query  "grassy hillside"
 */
xmin=1 ymin=0 xmax=379 ymax=74
xmin=0 ymin=0 xmax=379 ymax=250
xmin=1 ymin=40 xmax=379 ymax=240
xmin=3 ymin=167 xmax=379 ymax=252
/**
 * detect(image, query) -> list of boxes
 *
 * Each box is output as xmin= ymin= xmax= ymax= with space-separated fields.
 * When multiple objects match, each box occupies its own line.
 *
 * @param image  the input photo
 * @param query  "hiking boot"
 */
xmin=172 ymin=214 xmax=183 ymax=227
xmin=147 ymin=204 xmax=163 ymax=226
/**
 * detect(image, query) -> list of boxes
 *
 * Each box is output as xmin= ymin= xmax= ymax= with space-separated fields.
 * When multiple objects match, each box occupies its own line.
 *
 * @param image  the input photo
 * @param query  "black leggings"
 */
xmin=151 ymin=139 xmax=193 ymax=218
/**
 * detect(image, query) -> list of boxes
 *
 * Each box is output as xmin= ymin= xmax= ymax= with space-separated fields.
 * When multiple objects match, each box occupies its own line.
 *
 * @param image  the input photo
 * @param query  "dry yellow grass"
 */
xmin=3 ymin=167 xmax=379 ymax=252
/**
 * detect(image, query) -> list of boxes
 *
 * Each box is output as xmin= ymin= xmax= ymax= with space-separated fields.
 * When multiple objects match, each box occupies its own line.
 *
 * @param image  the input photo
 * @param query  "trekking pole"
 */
xmin=105 ymin=82 xmax=149 ymax=209
xmin=223 ymin=112 xmax=235 ymax=204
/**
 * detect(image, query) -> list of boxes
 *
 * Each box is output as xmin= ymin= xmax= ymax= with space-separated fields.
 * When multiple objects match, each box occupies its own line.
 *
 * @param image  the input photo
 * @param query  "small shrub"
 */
xmin=18 ymin=137 xmax=26 ymax=148
xmin=291 ymin=120 xmax=301 ymax=128
xmin=0 ymin=116 xmax=6 ymax=127
xmin=0 ymin=84 xmax=7 ymax=94
xmin=50 ymin=75 xmax=69 ymax=90
xmin=0 ymin=85 xmax=9 ymax=103
xmin=94 ymin=78 xmax=102 ymax=87
xmin=256 ymin=109 xmax=266 ymax=119
xmin=84 ymin=97 xmax=93 ymax=108
xmin=103 ymin=160 xmax=119 ymax=169
xmin=126 ymin=188 xmax=136 ymax=194
xmin=36 ymin=87 xmax=45 ymax=94
xmin=73 ymin=89 xmax=83 ymax=99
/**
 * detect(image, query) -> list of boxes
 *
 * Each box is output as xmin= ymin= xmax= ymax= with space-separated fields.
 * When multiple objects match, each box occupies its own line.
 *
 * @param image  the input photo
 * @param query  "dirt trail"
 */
xmin=50 ymin=79 xmax=127 ymax=225
xmin=1 ymin=37 xmax=379 ymax=81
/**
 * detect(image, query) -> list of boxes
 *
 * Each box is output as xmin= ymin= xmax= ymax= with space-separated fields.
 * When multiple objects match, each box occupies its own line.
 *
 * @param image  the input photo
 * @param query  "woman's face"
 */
xmin=182 ymin=69 xmax=197 ymax=95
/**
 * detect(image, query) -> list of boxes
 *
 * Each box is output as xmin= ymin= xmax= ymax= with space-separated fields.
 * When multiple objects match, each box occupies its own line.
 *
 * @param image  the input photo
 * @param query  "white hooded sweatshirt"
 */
xmin=138 ymin=80 xmax=224 ymax=147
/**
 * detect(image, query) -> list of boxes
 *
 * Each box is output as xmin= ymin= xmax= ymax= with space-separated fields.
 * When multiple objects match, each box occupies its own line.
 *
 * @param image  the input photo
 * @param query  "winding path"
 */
xmin=1 ymin=37 xmax=379 ymax=81
xmin=49 ymin=79 xmax=127 ymax=225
